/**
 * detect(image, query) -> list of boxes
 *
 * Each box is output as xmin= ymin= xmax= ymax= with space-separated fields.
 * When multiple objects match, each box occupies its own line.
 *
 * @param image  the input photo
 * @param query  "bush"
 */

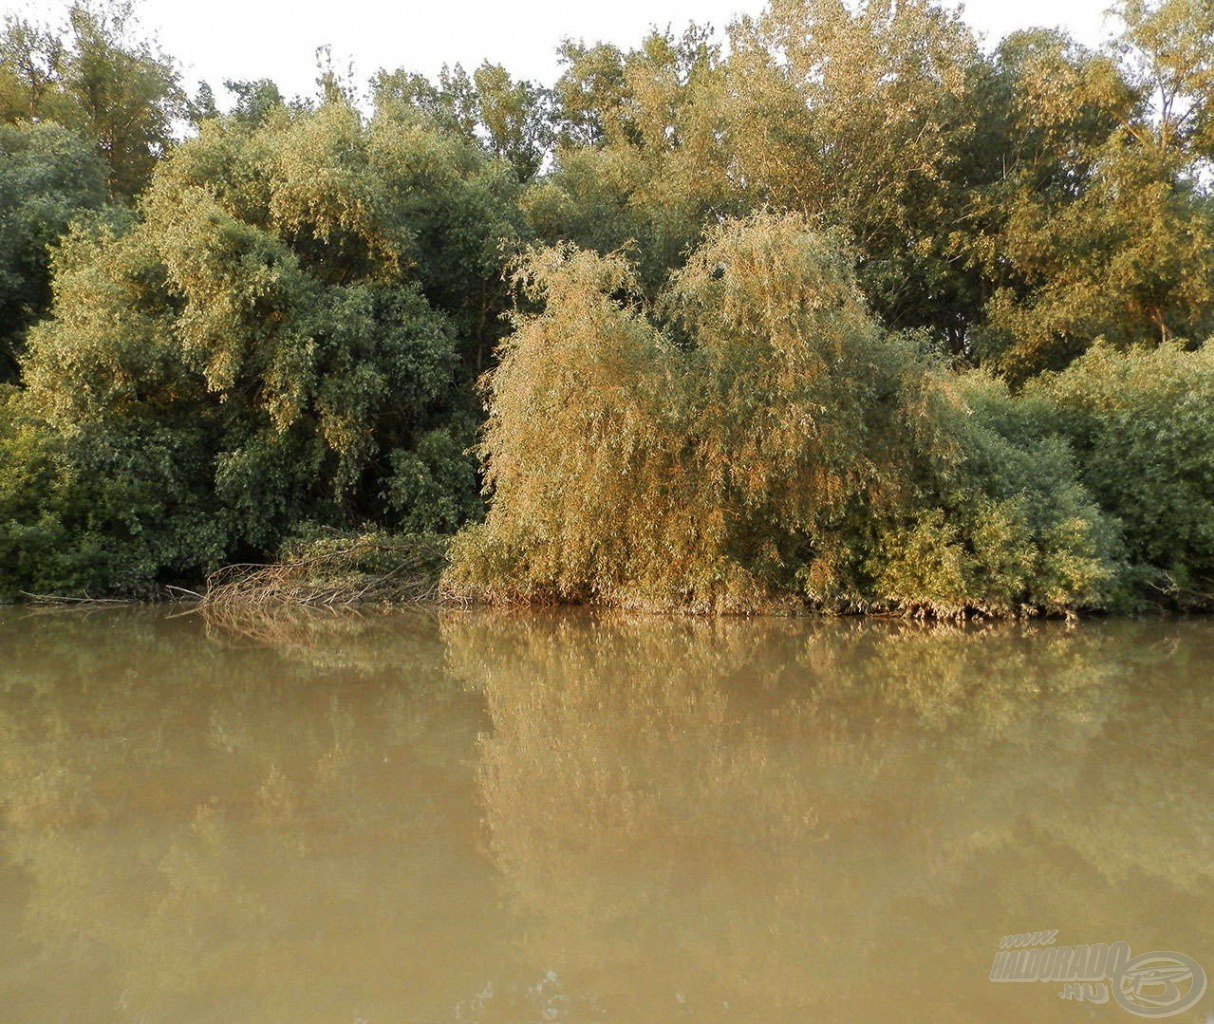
xmin=865 ymin=373 xmax=1122 ymax=616
xmin=0 ymin=388 xmax=226 ymax=598
xmin=1028 ymin=340 xmax=1214 ymax=606
xmin=445 ymin=214 xmax=1121 ymax=616
xmin=0 ymin=101 xmax=515 ymax=598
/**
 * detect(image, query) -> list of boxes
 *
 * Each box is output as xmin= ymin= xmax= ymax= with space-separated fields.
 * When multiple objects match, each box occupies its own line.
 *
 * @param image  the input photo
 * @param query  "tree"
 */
xmin=966 ymin=26 xmax=1214 ymax=377
xmin=0 ymin=1 xmax=184 ymax=200
xmin=527 ymin=26 xmax=734 ymax=292
xmin=0 ymin=16 xmax=68 ymax=122
xmin=446 ymin=214 xmax=1118 ymax=615
xmin=371 ymin=61 xmax=553 ymax=181
xmin=0 ymin=120 xmax=113 ymax=381
xmin=1114 ymin=0 xmax=1214 ymax=156
xmin=722 ymin=0 xmax=984 ymax=346
xmin=222 ymin=78 xmax=291 ymax=126
xmin=472 ymin=62 xmax=553 ymax=180
xmin=2 ymin=99 xmax=524 ymax=595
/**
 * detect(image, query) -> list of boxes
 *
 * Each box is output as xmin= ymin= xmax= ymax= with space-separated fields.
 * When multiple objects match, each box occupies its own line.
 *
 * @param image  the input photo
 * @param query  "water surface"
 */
xmin=0 ymin=607 xmax=1211 ymax=1022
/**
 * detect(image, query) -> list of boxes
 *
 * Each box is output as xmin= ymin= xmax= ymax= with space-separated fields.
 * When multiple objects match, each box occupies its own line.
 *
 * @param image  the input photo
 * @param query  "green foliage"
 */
xmin=724 ymin=0 xmax=983 ymax=345
xmin=1028 ymin=341 xmax=1214 ymax=605
xmin=1 ymin=99 xmax=518 ymax=597
xmin=0 ymin=120 xmax=113 ymax=379
xmin=961 ymin=12 xmax=1214 ymax=377
xmin=371 ymin=61 xmax=553 ymax=181
xmin=530 ymin=0 xmax=1214 ymax=372
xmin=525 ymin=26 xmax=735 ymax=293
xmin=383 ymin=425 xmax=483 ymax=534
xmin=3 ymin=0 xmax=1214 ymax=610
xmin=220 ymin=78 xmax=289 ymax=125
xmin=969 ymin=70 xmax=1214 ymax=375
xmin=446 ymin=215 xmax=1120 ymax=615
xmin=1115 ymin=0 xmax=1214 ymax=155
xmin=0 ymin=1 xmax=185 ymax=200
xmin=867 ymin=374 xmax=1122 ymax=616
xmin=364 ymin=103 xmax=530 ymax=366
xmin=0 ymin=387 xmax=225 ymax=600
xmin=445 ymin=240 xmax=692 ymax=607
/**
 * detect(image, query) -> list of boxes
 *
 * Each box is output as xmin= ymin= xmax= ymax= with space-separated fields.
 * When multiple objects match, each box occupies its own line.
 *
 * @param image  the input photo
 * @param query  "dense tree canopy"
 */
xmin=1 ymin=97 xmax=521 ymax=598
xmin=445 ymin=216 xmax=1120 ymax=615
xmin=0 ymin=120 xmax=113 ymax=380
xmin=2 ymin=0 xmax=1214 ymax=611
xmin=0 ymin=1 xmax=184 ymax=200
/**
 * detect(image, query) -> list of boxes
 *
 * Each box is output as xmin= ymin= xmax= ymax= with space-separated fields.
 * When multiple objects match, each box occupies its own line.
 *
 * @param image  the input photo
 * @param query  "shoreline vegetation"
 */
xmin=4 ymin=1 xmax=1214 ymax=619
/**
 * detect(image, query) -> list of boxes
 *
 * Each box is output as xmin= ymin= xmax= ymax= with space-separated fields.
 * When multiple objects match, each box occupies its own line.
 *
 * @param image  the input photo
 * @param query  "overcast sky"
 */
xmin=2 ymin=0 xmax=1119 ymax=104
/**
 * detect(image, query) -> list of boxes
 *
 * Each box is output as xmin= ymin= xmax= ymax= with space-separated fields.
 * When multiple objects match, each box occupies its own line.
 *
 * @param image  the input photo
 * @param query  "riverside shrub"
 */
xmin=1028 ymin=340 xmax=1214 ymax=606
xmin=0 ymin=101 xmax=517 ymax=597
xmin=445 ymin=214 xmax=1121 ymax=615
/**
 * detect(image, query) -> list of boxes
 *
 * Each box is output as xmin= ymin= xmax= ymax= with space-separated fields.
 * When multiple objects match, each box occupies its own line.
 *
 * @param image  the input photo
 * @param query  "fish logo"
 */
xmin=1113 ymin=951 xmax=1207 ymax=1019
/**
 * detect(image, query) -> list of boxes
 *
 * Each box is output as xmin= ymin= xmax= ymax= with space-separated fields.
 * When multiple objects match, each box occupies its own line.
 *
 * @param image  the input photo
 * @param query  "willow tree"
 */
xmin=446 ymin=214 xmax=1118 ymax=616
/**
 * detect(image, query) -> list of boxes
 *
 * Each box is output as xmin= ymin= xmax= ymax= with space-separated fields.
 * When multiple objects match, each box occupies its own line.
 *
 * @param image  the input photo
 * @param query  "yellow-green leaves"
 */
xmin=1 ymin=1 xmax=184 ymax=200
xmin=5 ymin=100 xmax=492 ymax=596
xmin=447 ymin=214 xmax=1121 ymax=616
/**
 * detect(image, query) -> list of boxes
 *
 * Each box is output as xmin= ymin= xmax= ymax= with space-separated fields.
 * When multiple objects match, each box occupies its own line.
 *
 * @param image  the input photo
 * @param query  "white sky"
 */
xmin=3 ymin=0 xmax=1119 ymax=103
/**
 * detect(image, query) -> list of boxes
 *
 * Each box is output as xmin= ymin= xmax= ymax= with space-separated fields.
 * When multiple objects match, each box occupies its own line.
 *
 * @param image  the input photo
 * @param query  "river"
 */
xmin=0 ymin=607 xmax=1210 ymax=1022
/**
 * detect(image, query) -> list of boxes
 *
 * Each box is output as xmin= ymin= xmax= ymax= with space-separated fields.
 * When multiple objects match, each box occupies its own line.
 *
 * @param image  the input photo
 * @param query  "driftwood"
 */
xmin=197 ymin=534 xmax=448 ymax=639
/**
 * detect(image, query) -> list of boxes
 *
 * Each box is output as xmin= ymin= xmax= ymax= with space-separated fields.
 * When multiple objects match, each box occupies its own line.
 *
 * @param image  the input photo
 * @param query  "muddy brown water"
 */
xmin=0 ymin=607 xmax=1210 ymax=1022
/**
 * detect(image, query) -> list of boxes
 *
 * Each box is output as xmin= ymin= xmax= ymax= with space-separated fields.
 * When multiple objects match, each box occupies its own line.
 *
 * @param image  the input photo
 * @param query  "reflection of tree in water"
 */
xmin=0 ymin=607 xmax=516 ymax=1023
xmin=0 ymin=608 xmax=1210 ymax=1023
xmin=1025 ymin=622 xmax=1214 ymax=920
xmin=445 ymin=612 xmax=1214 ymax=1023
xmin=200 ymin=602 xmax=450 ymax=674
